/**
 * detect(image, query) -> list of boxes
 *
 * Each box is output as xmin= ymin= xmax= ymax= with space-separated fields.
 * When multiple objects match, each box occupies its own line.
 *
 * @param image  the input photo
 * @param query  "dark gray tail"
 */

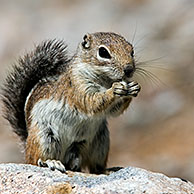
xmin=1 ymin=40 xmax=69 ymax=141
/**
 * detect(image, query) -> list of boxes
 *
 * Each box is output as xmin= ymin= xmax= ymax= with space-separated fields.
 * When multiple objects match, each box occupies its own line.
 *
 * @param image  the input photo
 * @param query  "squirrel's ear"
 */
xmin=82 ymin=33 xmax=92 ymax=49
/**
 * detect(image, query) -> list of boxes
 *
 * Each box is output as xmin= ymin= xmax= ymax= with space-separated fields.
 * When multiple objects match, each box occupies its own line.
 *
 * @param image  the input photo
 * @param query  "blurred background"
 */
xmin=0 ymin=0 xmax=194 ymax=182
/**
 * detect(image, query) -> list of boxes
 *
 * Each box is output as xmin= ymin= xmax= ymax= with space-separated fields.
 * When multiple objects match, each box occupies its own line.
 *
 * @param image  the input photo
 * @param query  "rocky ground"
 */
xmin=1 ymin=163 xmax=194 ymax=193
xmin=0 ymin=0 xmax=194 ymax=184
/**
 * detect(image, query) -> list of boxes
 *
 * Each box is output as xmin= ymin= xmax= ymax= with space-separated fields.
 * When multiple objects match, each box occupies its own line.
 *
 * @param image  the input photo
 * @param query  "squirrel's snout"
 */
xmin=124 ymin=65 xmax=135 ymax=78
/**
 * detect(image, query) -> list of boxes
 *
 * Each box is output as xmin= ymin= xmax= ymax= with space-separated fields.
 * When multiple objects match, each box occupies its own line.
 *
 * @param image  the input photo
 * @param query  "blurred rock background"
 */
xmin=0 ymin=0 xmax=194 ymax=182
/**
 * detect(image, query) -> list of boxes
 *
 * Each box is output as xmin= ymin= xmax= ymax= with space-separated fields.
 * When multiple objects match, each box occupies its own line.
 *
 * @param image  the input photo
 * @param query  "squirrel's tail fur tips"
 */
xmin=1 ymin=40 xmax=69 ymax=141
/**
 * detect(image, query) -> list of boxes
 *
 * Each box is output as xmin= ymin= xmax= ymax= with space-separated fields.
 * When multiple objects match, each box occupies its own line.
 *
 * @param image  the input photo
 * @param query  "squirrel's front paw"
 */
xmin=127 ymin=81 xmax=141 ymax=97
xmin=38 ymin=158 xmax=66 ymax=173
xmin=112 ymin=81 xmax=141 ymax=97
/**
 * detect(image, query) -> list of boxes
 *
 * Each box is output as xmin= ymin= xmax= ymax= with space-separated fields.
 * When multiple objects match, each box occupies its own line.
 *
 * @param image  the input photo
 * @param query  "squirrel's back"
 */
xmin=1 ymin=40 xmax=69 ymax=141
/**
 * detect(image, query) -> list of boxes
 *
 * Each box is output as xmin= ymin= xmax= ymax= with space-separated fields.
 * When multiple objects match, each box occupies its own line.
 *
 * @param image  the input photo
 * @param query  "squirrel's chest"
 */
xmin=30 ymin=98 xmax=104 ymax=144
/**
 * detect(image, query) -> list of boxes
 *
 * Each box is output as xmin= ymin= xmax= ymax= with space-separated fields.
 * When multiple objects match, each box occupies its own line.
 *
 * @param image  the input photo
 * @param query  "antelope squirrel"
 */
xmin=2 ymin=32 xmax=141 ymax=174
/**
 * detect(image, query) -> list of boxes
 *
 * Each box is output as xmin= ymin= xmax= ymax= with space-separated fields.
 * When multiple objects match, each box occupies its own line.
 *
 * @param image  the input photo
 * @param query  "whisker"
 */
xmin=136 ymin=63 xmax=170 ymax=72
xmin=131 ymin=21 xmax=138 ymax=45
xmin=133 ymin=34 xmax=148 ymax=48
xmin=136 ymin=55 xmax=167 ymax=64
xmin=134 ymin=47 xmax=147 ymax=55
xmin=143 ymin=70 xmax=163 ymax=86
xmin=134 ymin=70 xmax=151 ymax=85
xmin=136 ymin=69 xmax=157 ymax=86
xmin=135 ymin=67 xmax=166 ymax=87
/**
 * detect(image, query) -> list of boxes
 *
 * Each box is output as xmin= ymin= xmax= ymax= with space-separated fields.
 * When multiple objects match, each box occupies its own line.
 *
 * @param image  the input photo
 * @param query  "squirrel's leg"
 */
xmin=25 ymin=126 xmax=44 ymax=165
xmin=87 ymin=120 xmax=110 ymax=174
xmin=74 ymin=81 xmax=140 ymax=115
xmin=107 ymin=97 xmax=132 ymax=116
xmin=106 ymin=81 xmax=140 ymax=116
xmin=25 ymin=125 xmax=66 ymax=173
xmin=63 ymin=140 xmax=86 ymax=172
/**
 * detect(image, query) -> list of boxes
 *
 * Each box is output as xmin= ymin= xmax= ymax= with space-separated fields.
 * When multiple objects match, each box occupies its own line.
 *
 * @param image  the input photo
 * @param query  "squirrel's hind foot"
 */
xmin=38 ymin=158 xmax=66 ymax=173
xmin=105 ymin=166 xmax=123 ymax=175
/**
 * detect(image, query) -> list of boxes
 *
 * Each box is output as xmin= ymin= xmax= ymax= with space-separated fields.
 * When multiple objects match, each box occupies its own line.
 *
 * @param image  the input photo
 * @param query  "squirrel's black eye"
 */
xmin=131 ymin=50 xmax=134 ymax=57
xmin=98 ymin=46 xmax=111 ymax=59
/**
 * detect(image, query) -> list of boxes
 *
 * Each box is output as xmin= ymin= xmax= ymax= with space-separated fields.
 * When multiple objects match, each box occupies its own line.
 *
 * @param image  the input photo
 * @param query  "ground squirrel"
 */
xmin=2 ymin=32 xmax=141 ymax=174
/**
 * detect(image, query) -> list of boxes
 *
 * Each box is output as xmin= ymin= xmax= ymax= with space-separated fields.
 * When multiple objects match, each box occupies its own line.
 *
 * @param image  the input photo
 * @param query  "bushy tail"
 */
xmin=1 ymin=40 xmax=69 ymax=141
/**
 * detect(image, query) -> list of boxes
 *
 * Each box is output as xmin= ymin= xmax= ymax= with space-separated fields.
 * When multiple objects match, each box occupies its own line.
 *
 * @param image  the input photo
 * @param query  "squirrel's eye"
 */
xmin=131 ymin=50 xmax=134 ymax=57
xmin=98 ymin=46 xmax=111 ymax=59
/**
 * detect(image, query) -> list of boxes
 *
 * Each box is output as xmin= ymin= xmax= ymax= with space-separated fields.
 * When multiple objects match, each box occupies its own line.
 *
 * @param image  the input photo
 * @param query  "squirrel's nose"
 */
xmin=124 ymin=65 xmax=135 ymax=77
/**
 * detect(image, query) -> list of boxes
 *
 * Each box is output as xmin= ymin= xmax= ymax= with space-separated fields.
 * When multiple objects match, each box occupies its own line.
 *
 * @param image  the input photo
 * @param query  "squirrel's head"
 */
xmin=75 ymin=32 xmax=135 ymax=82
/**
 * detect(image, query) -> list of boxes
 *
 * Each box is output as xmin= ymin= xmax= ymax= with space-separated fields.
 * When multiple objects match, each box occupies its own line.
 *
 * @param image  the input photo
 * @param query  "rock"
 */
xmin=0 ymin=163 xmax=194 ymax=194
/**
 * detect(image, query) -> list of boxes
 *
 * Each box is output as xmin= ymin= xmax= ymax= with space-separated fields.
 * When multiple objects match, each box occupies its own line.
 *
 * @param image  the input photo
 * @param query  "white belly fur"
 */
xmin=30 ymin=98 xmax=104 ymax=158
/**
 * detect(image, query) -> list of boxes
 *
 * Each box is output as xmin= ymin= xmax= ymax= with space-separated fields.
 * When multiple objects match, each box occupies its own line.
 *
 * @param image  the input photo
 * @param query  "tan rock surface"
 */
xmin=0 ymin=163 xmax=194 ymax=194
